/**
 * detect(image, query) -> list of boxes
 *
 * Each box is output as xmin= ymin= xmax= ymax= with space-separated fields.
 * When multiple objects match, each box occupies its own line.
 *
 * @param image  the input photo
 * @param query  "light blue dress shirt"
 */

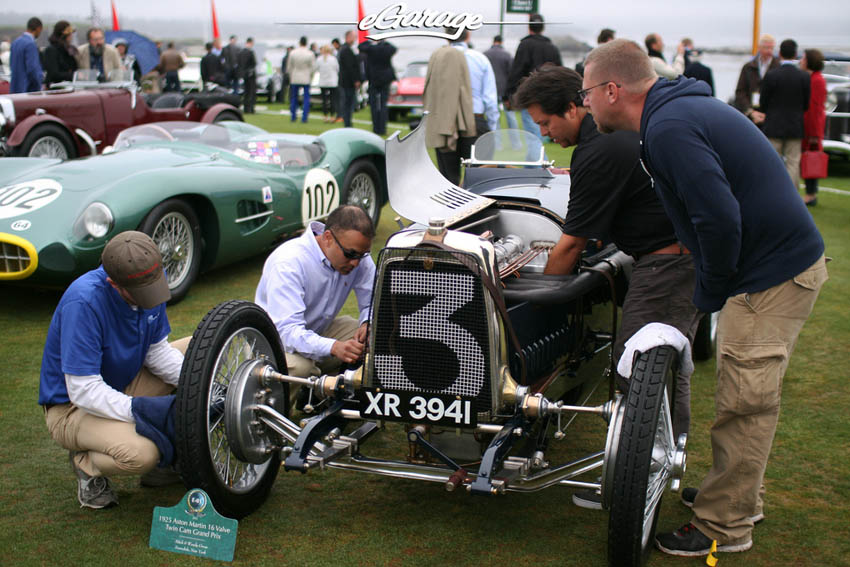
xmin=452 ymin=42 xmax=500 ymax=132
xmin=255 ymin=221 xmax=376 ymax=361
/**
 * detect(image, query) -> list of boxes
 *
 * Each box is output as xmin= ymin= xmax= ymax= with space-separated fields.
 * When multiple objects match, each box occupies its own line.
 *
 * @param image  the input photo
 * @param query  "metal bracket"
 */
xmin=469 ymin=414 xmax=525 ymax=495
xmin=283 ymin=400 xmax=347 ymax=472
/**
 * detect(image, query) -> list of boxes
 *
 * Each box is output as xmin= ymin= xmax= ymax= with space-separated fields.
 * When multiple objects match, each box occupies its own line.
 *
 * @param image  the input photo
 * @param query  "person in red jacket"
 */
xmin=801 ymin=48 xmax=826 ymax=206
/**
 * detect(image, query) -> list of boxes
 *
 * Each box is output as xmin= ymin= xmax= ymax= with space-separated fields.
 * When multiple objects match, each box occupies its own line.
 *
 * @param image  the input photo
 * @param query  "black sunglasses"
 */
xmin=328 ymin=230 xmax=369 ymax=260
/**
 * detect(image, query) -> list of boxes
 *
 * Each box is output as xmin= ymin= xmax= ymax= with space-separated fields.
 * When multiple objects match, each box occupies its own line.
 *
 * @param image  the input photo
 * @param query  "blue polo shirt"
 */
xmin=38 ymin=266 xmax=170 ymax=406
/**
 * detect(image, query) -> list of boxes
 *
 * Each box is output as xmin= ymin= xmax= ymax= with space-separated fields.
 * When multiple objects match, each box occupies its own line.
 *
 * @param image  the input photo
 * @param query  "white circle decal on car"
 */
xmin=300 ymin=168 xmax=340 ymax=224
xmin=10 ymin=219 xmax=31 ymax=231
xmin=0 ymin=179 xmax=63 ymax=220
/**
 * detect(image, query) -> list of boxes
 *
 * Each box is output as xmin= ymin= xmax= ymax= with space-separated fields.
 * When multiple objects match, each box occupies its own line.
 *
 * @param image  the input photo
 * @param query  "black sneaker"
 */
xmin=571 ymin=489 xmax=603 ymax=510
xmin=680 ymin=487 xmax=764 ymax=524
xmin=655 ymin=523 xmax=752 ymax=557
xmin=69 ymin=451 xmax=118 ymax=509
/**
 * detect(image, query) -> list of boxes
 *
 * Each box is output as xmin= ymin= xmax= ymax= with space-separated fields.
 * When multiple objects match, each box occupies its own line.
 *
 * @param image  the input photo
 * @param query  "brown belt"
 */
xmin=646 ymin=242 xmax=690 ymax=256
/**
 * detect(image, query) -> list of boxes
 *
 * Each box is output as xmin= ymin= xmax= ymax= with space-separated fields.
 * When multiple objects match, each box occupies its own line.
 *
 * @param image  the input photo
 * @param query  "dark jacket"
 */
xmin=683 ymin=61 xmax=714 ymax=96
xmin=505 ymin=33 xmax=562 ymax=100
xmin=43 ymin=41 xmax=78 ymax=86
xmin=221 ymin=43 xmax=240 ymax=72
xmin=760 ymin=63 xmax=810 ymax=139
xmin=237 ymin=47 xmax=257 ymax=79
xmin=734 ymin=55 xmax=779 ymax=114
xmin=200 ymin=51 xmax=225 ymax=85
xmin=483 ymin=44 xmax=512 ymax=99
xmin=639 ymin=77 xmax=823 ymax=312
xmin=358 ymin=41 xmax=396 ymax=87
xmin=338 ymin=43 xmax=360 ymax=88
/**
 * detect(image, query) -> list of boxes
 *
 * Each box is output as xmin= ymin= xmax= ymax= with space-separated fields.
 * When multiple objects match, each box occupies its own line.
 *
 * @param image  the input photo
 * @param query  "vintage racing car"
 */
xmin=0 ymin=120 xmax=386 ymax=302
xmin=0 ymin=73 xmax=242 ymax=160
xmin=388 ymin=61 xmax=427 ymax=122
xmin=175 ymin=120 xmax=692 ymax=567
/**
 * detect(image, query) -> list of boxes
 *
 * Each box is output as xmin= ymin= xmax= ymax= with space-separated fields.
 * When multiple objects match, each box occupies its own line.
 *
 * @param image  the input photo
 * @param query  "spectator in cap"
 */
xmin=113 ymin=37 xmax=142 ymax=83
xmin=39 ymin=231 xmax=188 ymax=510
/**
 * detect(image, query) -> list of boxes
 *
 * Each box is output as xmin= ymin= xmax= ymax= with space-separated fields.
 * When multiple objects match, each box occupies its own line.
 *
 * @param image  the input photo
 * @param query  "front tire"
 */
xmin=138 ymin=199 xmax=202 ymax=304
xmin=607 ymin=346 xmax=678 ymax=567
xmin=14 ymin=123 xmax=77 ymax=159
xmin=175 ymin=300 xmax=288 ymax=519
xmin=342 ymin=158 xmax=383 ymax=226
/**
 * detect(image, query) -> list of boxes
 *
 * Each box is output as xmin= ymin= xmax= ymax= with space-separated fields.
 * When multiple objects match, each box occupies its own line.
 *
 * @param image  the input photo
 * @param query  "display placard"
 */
xmin=506 ymin=0 xmax=539 ymax=14
xmin=149 ymin=489 xmax=238 ymax=562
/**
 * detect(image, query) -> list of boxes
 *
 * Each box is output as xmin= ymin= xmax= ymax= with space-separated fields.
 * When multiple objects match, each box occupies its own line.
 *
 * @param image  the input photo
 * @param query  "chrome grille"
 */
xmin=0 ymin=241 xmax=31 ymax=273
xmin=369 ymin=248 xmax=492 ymax=413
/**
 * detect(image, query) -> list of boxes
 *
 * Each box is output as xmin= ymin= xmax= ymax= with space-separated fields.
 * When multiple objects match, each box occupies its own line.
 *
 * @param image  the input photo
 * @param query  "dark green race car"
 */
xmin=0 ymin=121 xmax=386 ymax=302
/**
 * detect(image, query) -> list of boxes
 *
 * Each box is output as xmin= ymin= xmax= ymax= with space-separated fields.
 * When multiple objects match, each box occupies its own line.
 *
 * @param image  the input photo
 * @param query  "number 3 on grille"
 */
xmin=375 ymin=270 xmax=486 ymax=398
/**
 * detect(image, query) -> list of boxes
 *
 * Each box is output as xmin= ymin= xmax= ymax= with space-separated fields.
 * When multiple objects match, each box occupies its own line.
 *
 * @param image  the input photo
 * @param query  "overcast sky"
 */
xmin=3 ymin=0 xmax=849 ymax=49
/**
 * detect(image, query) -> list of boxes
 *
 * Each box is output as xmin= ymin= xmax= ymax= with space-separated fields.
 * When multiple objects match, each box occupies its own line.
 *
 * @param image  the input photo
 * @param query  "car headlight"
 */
xmin=73 ymin=202 xmax=114 ymax=240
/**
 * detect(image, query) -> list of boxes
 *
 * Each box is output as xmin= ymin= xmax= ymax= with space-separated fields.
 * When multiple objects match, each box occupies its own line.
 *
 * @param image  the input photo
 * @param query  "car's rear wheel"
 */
xmin=138 ymin=199 xmax=202 ymax=304
xmin=15 ymin=123 xmax=77 ymax=160
xmin=607 ymin=346 xmax=679 ymax=567
xmin=213 ymin=110 xmax=241 ymax=123
xmin=176 ymin=300 xmax=287 ymax=519
xmin=342 ymin=158 xmax=382 ymax=226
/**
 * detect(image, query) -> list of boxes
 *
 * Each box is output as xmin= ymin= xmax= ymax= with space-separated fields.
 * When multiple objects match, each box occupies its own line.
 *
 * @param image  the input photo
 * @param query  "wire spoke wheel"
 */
xmin=28 ymin=136 xmax=69 ymax=159
xmin=343 ymin=159 xmax=383 ymax=226
xmin=152 ymin=211 xmax=194 ymax=289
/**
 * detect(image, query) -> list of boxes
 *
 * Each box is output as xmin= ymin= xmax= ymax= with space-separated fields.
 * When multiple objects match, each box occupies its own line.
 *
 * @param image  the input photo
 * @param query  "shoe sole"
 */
xmin=655 ymin=539 xmax=753 ymax=556
xmin=681 ymin=494 xmax=764 ymax=524
xmin=571 ymin=494 xmax=603 ymax=510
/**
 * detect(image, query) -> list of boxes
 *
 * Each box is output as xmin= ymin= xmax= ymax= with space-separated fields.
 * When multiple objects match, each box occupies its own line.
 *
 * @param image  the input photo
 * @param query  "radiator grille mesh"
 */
xmin=370 ymin=248 xmax=492 ymax=413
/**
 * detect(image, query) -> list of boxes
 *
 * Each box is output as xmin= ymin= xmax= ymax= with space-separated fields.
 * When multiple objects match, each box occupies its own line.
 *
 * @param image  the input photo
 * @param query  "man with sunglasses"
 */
xmin=255 ymin=205 xmax=376 ymax=383
xmin=513 ymin=65 xmax=701 ymax=510
xmin=581 ymin=39 xmax=826 ymax=557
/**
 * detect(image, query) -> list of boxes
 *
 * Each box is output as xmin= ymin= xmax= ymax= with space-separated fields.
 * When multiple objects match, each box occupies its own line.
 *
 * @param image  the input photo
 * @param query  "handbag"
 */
xmin=800 ymin=150 xmax=829 ymax=179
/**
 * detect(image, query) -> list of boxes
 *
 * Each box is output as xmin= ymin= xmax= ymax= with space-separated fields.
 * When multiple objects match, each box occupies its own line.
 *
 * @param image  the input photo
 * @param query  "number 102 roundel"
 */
xmin=357 ymin=388 xmax=477 ymax=427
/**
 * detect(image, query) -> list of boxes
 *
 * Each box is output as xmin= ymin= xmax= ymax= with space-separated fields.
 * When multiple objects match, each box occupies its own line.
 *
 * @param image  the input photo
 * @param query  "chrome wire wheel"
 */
xmin=347 ymin=171 xmax=378 ymax=220
xmin=206 ymin=327 xmax=275 ymax=493
xmin=152 ymin=211 xmax=194 ymax=290
xmin=28 ymin=136 xmax=69 ymax=159
xmin=643 ymin=389 xmax=675 ymax=548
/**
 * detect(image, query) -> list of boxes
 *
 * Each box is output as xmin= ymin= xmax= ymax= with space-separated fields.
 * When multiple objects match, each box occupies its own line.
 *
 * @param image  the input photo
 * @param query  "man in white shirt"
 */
xmin=255 ymin=205 xmax=375 ymax=379
xmin=39 ymin=232 xmax=186 ymax=510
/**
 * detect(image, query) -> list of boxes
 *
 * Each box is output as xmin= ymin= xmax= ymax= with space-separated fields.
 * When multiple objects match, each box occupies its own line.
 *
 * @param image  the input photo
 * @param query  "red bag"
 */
xmin=800 ymin=150 xmax=829 ymax=179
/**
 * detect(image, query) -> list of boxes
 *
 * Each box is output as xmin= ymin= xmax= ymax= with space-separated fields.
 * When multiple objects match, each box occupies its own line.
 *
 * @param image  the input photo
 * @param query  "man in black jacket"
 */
xmin=200 ymin=41 xmax=225 ymax=89
xmin=238 ymin=38 xmax=258 ymax=114
xmin=504 ymin=13 xmax=562 ymax=140
xmin=337 ymin=31 xmax=361 ymax=127
xmin=760 ymin=38 xmax=810 ymax=190
xmin=221 ymin=35 xmax=240 ymax=94
xmin=359 ymin=39 xmax=396 ymax=136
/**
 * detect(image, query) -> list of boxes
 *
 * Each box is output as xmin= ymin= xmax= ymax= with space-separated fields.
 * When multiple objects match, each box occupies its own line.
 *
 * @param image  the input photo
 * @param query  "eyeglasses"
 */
xmin=577 ymin=81 xmax=621 ymax=100
xmin=328 ymin=230 xmax=369 ymax=260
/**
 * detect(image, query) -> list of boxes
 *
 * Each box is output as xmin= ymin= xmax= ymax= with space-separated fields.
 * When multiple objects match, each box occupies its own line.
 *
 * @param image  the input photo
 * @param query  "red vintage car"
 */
xmin=387 ymin=61 xmax=427 ymax=122
xmin=0 ymin=80 xmax=242 ymax=160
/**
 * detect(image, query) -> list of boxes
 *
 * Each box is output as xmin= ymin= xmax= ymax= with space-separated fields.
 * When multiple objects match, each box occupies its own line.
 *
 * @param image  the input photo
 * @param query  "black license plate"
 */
xmin=356 ymin=387 xmax=477 ymax=427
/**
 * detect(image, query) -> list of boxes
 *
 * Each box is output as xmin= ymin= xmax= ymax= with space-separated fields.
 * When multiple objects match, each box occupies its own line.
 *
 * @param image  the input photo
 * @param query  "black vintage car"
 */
xmin=174 ymin=119 xmax=703 ymax=567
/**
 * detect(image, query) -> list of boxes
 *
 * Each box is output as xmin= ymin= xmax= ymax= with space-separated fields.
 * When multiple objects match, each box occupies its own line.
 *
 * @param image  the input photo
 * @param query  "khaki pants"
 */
xmin=45 ymin=337 xmax=190 ymax=478
xmin=769 ymin=138 xmax=802 ymax=191
xmin=691 ymin=256 xmax=827 ymax=544
xmin=285 ymin=316 xmax=360 ymax=377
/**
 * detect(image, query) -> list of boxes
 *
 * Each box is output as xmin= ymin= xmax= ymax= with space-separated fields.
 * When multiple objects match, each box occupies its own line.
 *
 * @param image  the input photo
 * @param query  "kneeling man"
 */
xmin=39 ymin=231 xmax=186 ymax=509
xmin=255 ymin=205 xmax=375 ymax=380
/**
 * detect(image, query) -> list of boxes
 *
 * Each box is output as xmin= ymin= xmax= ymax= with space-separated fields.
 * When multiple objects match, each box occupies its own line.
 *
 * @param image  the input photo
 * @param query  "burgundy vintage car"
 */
xmin=387 ymin=61 xmax=426 ymax=122
xmin=0 ymin=80 xmax=242 ymax=160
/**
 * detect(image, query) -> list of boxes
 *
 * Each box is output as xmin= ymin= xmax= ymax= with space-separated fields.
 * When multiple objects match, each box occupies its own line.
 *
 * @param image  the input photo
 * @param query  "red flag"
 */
xmin=211 ymin=0 xmax=220 ymax=40
xmin=357 ymin=0 xmax=368 ymax=44
xmin=111 ymin=0 xmax=120 ymax=30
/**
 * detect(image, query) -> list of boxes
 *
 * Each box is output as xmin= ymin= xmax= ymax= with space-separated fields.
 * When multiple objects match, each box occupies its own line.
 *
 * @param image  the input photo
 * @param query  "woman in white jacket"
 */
xmin=316 ymin=44 xmax=341 ymax=122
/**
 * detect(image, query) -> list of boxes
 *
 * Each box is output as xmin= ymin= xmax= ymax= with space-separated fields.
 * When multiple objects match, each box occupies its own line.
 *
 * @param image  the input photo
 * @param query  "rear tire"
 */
xmin=14 ymin=123 xmax=77 ymax=159
xmin=213 ymin=110 xmax=242 ymax=123
xmin=175 ymin=300 xmax=288 ymax=519
xmin=607 ymin=346 xmax=678 ymax=567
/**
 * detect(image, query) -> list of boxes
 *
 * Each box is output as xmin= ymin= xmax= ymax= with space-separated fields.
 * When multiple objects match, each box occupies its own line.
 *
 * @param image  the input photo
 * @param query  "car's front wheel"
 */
xmin=175 ymin=300 xmax=287 ymax=519
xmin=342 ymin=158 xmax=383 ymax=226
xmin=607 ymin=346 xmax=679 ymax=567
xmin=138 ymin=199 xmax=202 ymax=304
xmin=14 ymin=123 xmax=77 ymax=160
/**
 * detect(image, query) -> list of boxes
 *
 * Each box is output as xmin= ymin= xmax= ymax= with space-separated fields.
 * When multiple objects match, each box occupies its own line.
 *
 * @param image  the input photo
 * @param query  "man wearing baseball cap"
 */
xmin=38 ymin=231 xmax=187 ymax=509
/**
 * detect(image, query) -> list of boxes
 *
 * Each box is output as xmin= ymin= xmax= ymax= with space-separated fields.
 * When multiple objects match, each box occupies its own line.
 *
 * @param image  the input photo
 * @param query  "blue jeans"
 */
xmin=340 ymin=87 xmax=357 ymax=127
xmin=290 ymin=84 xmax=310 ymax=122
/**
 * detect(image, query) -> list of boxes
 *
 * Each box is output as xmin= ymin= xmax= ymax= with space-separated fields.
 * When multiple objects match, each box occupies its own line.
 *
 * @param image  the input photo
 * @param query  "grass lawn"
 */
xmin=0 ymin=111 xmax=847 ymax=566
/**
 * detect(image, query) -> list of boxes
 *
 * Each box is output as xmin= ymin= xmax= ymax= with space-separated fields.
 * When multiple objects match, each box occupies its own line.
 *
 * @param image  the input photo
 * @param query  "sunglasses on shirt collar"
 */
xmin=328 ymin=230 xmax=369 ymax=260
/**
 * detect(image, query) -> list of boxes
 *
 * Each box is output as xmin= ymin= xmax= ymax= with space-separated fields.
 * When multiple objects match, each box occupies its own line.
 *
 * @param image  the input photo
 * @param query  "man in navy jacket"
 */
xmin=10 ymin=17 xmax=43 ymax=93
xmin=582 ymin=39 xmax=827 ymax=557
